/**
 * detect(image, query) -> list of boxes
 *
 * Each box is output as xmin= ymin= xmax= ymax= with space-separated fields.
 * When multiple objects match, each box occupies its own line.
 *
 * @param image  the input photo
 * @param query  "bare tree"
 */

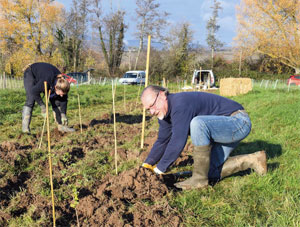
xmin=90 ymin=0 xmax=126 ymax=76
xmin=133 ymin=0 xmax=169 ymax=70
xmin=163 ymin=22 xmax=194 ymax=79
xmin=56 ymin=0 xmax=89 ymax=72
xmin=206 ymin=0 xmax=223 ymax=69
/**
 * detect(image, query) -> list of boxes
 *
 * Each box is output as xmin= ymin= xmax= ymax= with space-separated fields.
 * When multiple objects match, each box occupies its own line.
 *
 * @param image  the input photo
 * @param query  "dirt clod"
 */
xmin=77 ymin=167 xmax=182 ymax=226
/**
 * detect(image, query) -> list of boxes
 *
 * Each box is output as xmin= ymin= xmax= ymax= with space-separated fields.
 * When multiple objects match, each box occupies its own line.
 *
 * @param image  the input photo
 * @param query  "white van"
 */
xmin=192 ymin=70 xmax=215 ymax=87
xmin=119 ymin=71 xmax=146 ymax=85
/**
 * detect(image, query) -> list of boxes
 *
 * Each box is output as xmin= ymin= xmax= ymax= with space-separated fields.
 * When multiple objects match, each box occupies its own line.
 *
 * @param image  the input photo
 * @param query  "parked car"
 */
xmin=287 ymin=75 xmax=300 ymax=86
xmin=191 ymin=69 xmax=215 ymax=87
xmin=119 ymin=71 xmax=145 ymax=85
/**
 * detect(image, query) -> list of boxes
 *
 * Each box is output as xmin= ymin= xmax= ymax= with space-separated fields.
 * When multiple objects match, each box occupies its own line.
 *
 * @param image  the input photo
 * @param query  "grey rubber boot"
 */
xmin=174 ymin=145 xmax=211 ymax=190
xmin=58 ymin=124 xmax=75 ymax=132
xmin=22 ymin=106 xmax=32 ymax=133
xmin=221 ymin=151 xmax=267 ymax=179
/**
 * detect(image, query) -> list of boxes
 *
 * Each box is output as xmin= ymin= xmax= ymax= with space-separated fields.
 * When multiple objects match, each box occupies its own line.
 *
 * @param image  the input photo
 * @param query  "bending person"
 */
xmin=22 ymin=62 xmax=74 ymax=133
xmin=141 ymin=85 xmax=267 ymax=190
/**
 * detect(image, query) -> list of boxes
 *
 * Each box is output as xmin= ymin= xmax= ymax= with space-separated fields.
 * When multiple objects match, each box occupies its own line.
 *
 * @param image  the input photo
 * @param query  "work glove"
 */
xmin=142 ymin=163 xmax=164 ymax=175
xmin=61 ymin=113 xmax=68 ymax=126
xmin=58 ymin=124 xmax=75 ymax=132
xmin=40 ymin=104 xmax=46 ymax=118
xmin=153 ymin=167 xmax=164 ymax=175
xmin=142 ymin=163 xmax=155 ymax=172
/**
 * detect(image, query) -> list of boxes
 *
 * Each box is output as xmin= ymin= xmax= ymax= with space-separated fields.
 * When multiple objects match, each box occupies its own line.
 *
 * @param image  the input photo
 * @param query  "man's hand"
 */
xmin=142 ymin=163 xmax=164 ymax=175
xmin=61 ymin=113 xmax=68 ymax=126
xmin=142 ymin=163 xmax=155 ymax=172
xmin=153 ymin=167 xmax=164 ymax=175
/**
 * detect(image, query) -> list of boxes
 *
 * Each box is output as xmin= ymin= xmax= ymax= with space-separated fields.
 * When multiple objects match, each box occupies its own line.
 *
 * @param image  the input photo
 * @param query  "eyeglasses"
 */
xmin=148 ymin=92 xmax=159 ymax=110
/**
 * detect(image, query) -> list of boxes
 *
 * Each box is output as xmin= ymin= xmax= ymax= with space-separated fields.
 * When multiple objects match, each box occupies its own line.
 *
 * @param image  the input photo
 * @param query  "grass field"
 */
xmin=0 ymin=83 xmax=300 ymax=226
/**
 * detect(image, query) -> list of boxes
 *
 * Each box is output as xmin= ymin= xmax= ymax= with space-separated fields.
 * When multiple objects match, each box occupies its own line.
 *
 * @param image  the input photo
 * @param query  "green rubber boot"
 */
xmin=174 ymin=145 xmax=211 ymax=190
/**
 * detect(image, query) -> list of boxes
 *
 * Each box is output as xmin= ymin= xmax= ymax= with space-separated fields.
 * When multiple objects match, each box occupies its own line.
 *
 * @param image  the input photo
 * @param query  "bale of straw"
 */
xmin=220 ymin=78 xmax=252 ymax=96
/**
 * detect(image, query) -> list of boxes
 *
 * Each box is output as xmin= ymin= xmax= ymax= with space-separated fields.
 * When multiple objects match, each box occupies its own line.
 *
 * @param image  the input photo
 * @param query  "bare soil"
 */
xmin=0 ymin=111 xmax=190 ymax=226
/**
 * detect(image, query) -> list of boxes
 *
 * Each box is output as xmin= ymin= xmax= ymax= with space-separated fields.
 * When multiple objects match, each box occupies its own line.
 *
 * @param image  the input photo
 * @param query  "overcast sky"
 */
xmin=56 ymin=0 xmax=240 ymax=47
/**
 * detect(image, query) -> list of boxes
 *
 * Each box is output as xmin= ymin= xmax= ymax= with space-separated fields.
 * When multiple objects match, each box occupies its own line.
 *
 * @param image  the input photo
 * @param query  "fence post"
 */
xmin=265 ymin=80 xmax=269 ymax=89
xmin=273 ymin=79 xmax=278 ymax=89
xmin=260 ymin=79 xmax=264 ymax=87
xmin=3 ymin=72 xmax=6 ymax=89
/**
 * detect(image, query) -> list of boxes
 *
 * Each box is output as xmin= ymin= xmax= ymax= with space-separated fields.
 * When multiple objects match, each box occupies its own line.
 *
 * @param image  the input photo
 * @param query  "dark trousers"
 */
xmin=23 ymin=68 xmax=44 ymax=108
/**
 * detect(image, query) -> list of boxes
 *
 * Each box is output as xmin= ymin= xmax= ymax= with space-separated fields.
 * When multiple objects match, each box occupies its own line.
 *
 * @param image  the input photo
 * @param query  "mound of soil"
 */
xmin=77 ymin=167 xmax=182 ymax=226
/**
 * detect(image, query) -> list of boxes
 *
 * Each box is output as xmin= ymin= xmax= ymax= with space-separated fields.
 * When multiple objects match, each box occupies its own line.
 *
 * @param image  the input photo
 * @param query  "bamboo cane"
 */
xmin=112 ymin=81 xmax=118 ymax=174
xmin=44 ymin=82 xmax=56 ymax=227
xmin=38 ymin=90 xmax=51 ymax=149
xmin=134 ymin=82 xmax=142 ymax=111
xmin=78 ymin=94 xmax=82 ymax=133
xmin=76 ymin=82 xmax=82 ymax=133
xmin=123 ymin=83 xmax=126 ymax=111
xmin=141 ymin=35 xmax=151 ymax=149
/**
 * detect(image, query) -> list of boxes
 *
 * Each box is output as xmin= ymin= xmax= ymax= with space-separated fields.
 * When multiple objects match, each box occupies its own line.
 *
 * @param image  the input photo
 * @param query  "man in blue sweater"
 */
xmin=141 ymin=85 xmax=267 ymax=190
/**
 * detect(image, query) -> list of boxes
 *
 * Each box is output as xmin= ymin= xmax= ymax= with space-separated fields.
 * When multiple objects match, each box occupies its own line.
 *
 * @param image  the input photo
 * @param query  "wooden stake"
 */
xmin=134 ymin=82 xmax=142 ymax=111
xmin=44 ymin=82 xmax=56 ymax=227
xmin=38 ymin=90 xmax=51 ymax=149
xmin=123 ymin=84 xmax=126 ymax=111
xmin=112 ymin=81 xmax=118 ymax=174
xmin=77 ymin=94 xmax=82 ymax=133
xmin=141 ymin=35 xmax=151 ymax=149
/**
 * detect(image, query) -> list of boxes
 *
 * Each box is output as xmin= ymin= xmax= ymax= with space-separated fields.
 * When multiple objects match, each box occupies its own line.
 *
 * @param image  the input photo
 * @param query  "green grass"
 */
xmin=1 ymin=84 xmax=300 ymax=226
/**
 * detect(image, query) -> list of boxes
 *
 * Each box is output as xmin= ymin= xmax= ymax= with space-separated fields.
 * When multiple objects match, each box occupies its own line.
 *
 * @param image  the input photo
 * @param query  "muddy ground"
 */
xmin=0 ymin=113 xmax=193 ymax=226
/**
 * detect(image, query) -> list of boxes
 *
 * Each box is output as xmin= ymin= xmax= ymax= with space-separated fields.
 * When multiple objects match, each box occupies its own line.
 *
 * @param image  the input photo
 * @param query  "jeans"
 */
xmin=190 ymin=111 xmax=252 ymax=181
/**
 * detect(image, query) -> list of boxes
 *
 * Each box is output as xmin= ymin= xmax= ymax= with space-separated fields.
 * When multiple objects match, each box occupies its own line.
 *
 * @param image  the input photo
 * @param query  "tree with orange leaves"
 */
xmin=236 ymin=0 xmax=300 ymax=73
xmin=0 ymin=0 xmax=64 ymax=76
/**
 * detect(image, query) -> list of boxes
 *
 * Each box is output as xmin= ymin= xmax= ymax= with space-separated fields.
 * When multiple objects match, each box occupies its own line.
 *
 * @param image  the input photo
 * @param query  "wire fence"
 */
xmin=0 ymin=72 xmax=123 ymax=90
xmin=252 ymin=79 xmax=300 ymax=92
xmin=1 ymin=72 xmax=299 ymax=93
xmin=0 ymin=73 xmax=24 ymax=89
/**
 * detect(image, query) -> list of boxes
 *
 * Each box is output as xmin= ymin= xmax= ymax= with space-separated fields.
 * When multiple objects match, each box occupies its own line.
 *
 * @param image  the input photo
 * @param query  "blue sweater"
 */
xmin=144 ymin=92 xmax=244 ymax=172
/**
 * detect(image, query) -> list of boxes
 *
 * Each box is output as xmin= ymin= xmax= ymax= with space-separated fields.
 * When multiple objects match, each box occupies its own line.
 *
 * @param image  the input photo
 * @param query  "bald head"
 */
xmin=141 ymin=85 xmax=169 ymax=99
xmin=141 ymin=85 xmax=169 ymax=120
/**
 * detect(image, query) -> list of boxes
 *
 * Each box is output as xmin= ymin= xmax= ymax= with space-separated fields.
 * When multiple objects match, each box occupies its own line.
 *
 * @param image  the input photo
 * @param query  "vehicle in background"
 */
xmin=62 ymin=73 xmax=77 ymax=84
xmin=191 ymin=70 xmax=215 ymax=88
xmin=119 ymin=71 xmax=146 ymax=85
xmin=287 ymin=75 xmax=300 ymax=86
xmin=65 ymin=69 xmax=94 ymax=85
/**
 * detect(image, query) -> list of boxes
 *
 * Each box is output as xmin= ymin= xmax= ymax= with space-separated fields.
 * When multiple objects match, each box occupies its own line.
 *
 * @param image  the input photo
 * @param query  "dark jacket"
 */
xmin=144 ymin=92 xmax=244 ymax=172
xmin=24 ymin=62 xmax=67 ymax=124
